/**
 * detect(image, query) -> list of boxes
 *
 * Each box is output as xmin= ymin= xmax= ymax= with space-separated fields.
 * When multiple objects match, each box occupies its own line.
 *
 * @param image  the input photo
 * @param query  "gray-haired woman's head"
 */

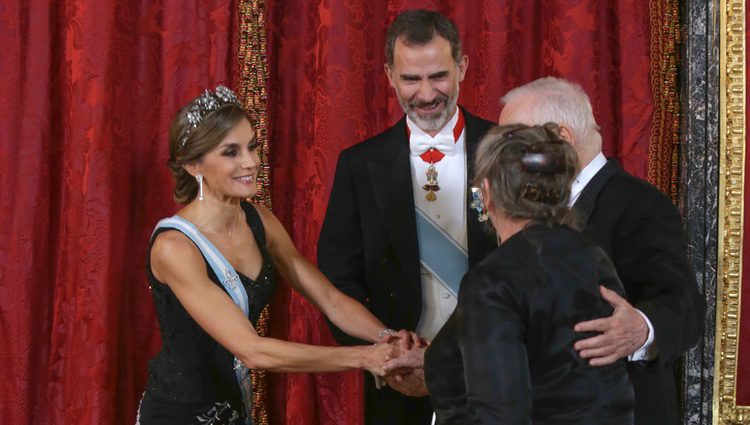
xmin=474 ymin=123 xmax=579 ymax=226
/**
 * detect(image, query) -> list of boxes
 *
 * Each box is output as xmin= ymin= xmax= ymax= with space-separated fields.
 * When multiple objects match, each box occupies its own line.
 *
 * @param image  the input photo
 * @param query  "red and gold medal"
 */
xmin=421 ymin=148 xmax=444 ymax=202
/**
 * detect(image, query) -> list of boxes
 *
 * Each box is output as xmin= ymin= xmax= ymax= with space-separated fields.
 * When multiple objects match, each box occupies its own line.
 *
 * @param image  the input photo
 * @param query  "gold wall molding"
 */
xmin=715 ymin=0 xmax=749 ymax=423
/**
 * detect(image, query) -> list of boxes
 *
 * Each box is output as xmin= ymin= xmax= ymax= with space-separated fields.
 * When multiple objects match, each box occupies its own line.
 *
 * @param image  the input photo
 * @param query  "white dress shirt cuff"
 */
xmin=628 ymin=309 xmax=657 ymax=361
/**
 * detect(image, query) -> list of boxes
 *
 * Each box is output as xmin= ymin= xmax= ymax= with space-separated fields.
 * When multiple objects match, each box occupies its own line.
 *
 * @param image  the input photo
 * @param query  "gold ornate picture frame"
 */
xmin=715 ymin=0 xmax=750 ymax=423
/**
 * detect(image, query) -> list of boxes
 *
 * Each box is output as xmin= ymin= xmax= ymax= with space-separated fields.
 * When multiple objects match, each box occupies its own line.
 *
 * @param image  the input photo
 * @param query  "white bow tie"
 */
xmin=409 ymin=132 xmax=457 ymax=157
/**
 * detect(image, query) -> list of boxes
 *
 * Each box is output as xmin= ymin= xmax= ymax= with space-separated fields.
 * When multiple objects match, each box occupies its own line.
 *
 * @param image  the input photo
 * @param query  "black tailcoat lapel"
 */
xmin=367 ymin=118 xmax=421 ymax=290
xmin=572 ymin=159 xmax=621 ymax=223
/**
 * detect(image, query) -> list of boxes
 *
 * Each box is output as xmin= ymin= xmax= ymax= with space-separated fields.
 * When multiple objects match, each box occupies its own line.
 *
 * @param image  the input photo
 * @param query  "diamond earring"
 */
xmin=196 ymin=174 xmax=204 ymax=201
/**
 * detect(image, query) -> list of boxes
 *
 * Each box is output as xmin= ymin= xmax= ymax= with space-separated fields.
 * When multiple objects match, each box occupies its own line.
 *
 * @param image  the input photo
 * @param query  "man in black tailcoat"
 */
xmin=497 ymin=77 xmax=706 ymax=425
xmin=317 ymin=10 xmax=496 ymax=425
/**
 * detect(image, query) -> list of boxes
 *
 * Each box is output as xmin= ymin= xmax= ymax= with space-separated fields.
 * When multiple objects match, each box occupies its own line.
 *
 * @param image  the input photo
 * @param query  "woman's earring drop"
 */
xmin=196 ymin=174 xmax=204 ymax=201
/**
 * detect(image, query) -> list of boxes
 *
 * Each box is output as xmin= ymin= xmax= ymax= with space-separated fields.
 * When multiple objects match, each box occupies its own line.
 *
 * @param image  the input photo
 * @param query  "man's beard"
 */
xmin=400 ymin=89 xmax=459 ymax=133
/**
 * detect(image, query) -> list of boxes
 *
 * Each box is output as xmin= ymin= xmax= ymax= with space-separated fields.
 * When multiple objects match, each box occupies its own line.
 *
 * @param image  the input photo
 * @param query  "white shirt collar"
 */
xmin=568 ymin=152 xmax=607 ymax=207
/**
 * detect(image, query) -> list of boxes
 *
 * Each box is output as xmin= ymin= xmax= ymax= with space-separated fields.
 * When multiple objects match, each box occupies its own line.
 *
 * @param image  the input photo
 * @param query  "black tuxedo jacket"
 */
xmin=573 ymin=159 xmax=706 ymax=425
xmin=317 ymin=108 xmax=496 ymax=425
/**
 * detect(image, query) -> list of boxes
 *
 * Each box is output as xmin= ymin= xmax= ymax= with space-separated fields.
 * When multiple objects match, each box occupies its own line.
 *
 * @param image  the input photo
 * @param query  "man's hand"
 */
xmin=573 ymin=285 xmax=649 ymax=366
xmin=384 ymin=345 xmax=426 ymax=371
xmin=382 ymin=340 xmax=429 ymax=396
xmin=385 ymin=368 xmax=429 ymax=397
xmin=384 ymin=329 xmax=424 ymax=353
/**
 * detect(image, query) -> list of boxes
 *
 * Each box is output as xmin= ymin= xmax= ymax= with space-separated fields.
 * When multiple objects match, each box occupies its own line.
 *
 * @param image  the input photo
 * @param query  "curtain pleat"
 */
xmin=0 ymin=0 xmax=678 ymax=423
xmin=0 ymin=1 xmax=239 ymax=423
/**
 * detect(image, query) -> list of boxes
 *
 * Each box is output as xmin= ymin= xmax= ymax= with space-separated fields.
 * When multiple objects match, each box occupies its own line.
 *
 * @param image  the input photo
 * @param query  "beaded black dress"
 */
xmin=138 ymin=202 xmax=276 ymax=425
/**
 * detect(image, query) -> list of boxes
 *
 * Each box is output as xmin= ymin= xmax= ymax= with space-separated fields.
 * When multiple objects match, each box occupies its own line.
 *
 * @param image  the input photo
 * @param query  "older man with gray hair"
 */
xmin=497 ymin=77 xmax=705 ymax=425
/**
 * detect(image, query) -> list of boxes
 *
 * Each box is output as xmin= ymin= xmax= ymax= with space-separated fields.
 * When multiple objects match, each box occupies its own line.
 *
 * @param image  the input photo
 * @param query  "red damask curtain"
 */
xmin=0 ymin=1 xmax=240 ymax=423
xmin=0 ymin=0 xmax=676 ymax=424
xmin=265 ymin=1 xmax=673 ymax=425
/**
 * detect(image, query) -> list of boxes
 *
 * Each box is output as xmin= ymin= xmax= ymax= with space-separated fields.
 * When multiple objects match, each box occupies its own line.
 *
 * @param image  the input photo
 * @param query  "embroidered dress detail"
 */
xmin=152 ymin=216 xmax=255 ymax=425
xmin=195 ymin=401 xmax=241 ymax=424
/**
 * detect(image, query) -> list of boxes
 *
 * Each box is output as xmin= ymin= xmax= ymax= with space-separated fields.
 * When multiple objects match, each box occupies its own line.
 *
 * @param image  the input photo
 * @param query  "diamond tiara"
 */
xmin=180 ymin=85 xmax=242 ymax=147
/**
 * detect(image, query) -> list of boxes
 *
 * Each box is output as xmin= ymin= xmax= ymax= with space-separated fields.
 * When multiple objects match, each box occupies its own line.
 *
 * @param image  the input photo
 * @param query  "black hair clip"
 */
xmin=520 ymin=148 xmax=565 ymax=174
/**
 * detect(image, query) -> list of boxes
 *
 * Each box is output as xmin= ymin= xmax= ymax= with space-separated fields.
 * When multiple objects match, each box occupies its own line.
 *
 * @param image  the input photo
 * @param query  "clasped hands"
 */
xmin=364 ymin=286 xmax=649 ymax=397
xmin=365 ymin=329 xmax=430 ymax=397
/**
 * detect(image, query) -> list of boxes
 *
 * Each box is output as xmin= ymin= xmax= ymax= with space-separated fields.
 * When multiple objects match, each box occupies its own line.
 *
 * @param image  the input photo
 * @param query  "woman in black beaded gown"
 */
xmin=383 ymin=124 xmax=634 ymax=424
xmin=137 ymin=86 xmax=406 ymax=425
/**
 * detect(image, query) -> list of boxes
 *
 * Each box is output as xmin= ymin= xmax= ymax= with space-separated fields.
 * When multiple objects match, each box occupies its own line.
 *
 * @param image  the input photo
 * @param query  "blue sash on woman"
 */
xmin=152 ymin=216 xmax=254 ymax=425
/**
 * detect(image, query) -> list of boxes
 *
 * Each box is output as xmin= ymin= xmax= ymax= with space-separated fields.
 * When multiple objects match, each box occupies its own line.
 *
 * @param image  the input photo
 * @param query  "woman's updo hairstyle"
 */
xmin=473 ymin=123 xmax=579 ymax=225
xmin=167 ymin=85 xmax=248 ymax=204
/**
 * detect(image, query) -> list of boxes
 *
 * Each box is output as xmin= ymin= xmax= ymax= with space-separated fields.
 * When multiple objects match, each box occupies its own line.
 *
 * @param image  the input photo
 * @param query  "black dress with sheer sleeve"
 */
xmin=424 ymin=224 xmax=634 ymax=425
xmin=137 ymin=202 xmax=276 ymax=425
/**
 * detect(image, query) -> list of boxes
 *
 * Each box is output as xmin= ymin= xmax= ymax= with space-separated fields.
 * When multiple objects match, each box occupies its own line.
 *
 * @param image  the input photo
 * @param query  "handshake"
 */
xmin=364 ymin=330 xmax=430 ymax=397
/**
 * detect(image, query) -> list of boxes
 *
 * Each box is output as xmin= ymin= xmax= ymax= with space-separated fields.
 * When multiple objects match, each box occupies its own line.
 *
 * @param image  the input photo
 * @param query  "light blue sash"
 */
xmin=153 ymin=216 xmax=254 ymax=425
xmin=414 ymin=208 xmax=468 ymax=296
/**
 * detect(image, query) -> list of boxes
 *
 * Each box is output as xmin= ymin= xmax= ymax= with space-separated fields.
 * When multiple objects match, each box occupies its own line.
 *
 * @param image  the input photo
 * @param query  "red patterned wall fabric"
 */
xmin=1 ymin=0 xmax=664 ymax=424
xmin=0 ymin=1 xmax=239 ymax=423
xmin=265 ymin=1 xmax=656 ymax=424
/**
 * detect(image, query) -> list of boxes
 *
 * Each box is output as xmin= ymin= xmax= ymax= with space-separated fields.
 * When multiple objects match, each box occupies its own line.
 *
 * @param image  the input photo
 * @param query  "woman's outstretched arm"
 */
xmin=150 ymin=230 xmax=394 ymax=374
xmin=255 ymin=205 xmax=403 ymax=344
